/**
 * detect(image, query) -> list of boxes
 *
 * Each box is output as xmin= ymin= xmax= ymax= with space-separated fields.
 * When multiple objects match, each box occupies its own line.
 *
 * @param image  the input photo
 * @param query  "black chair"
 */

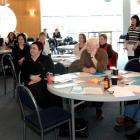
xmin=17 ymin=84 xmax=71 ymax=140
xmin=124 ymin=58 xmax=140 ymax=72
xmin=117 ymin=34 xmax=126 ymax=44
xmin=54 ymin=62 xmax=67 ymax=75
xmin=117 ymin=34 xmax=126 ymax=51
xmin=0 ymin=38 xmax=4 ymax=47
xmin=1 ymin=54 xmax=18 ymax=96
xmin=68 ymin=59 xmax=81 ymax=73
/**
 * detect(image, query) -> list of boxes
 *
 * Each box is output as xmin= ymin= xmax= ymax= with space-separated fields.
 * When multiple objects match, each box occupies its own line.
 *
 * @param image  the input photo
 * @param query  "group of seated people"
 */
xmin=1 ymin=30 xmax=140 ymax=140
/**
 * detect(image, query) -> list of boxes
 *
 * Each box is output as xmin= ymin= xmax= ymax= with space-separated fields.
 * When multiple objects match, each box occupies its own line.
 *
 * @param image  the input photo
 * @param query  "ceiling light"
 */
xmin=0 ymin=0 xmax=10 ymax=6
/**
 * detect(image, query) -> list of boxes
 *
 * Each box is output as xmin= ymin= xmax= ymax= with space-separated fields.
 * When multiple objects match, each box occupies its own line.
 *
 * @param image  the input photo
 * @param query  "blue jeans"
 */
xmin=124 ymin=104 xmax=140 ymax=122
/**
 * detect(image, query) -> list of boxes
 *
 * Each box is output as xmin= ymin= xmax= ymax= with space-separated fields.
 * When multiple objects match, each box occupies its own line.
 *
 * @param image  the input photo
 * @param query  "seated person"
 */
xmin=99 ymin=34 xmax=117 ymax=68
xmin=80 ymin=38 xmax=108 ymax=119
xmin=38 ymin=32 xmax=51 ymax=56
xmin=73 ymin=33 xmax=87 ymax=58
xmin=5 ymin=32 xmax=16 ymax=49
xmin=115 ymin=102 xmax=140 ymax=131
xmin=53 ymin=28 xmax=62 ymax=50
xmin=12 ymin=33 xmax=30 ymax=74
xmin=21 ymin=41 xmax=62 ymax=109
xmin=53 ymin=28 xmax=62 ymax=39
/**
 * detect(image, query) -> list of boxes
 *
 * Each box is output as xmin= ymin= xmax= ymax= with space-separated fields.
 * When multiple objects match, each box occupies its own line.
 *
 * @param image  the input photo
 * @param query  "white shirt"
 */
xmin=42 ymin=40 xmax=51 ymax=55
xmin=73 ymin=43 xmax=87 ymax=57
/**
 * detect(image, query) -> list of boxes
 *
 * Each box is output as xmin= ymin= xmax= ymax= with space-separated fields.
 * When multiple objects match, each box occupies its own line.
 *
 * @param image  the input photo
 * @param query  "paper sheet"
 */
xmin=53 ymin=83 xmax=77 ymax=88
xmin=75 ymin=72 xmax=92 ymax=78
xmin=110 ymin=86 xmax=135 ymax=97
xmin=54 ymin=74 xmax=78 ymax=83
xmin=71 ymin=86 xmax=83 ymax=94
xmin=83 ymin=87 xmax=104 ymax=95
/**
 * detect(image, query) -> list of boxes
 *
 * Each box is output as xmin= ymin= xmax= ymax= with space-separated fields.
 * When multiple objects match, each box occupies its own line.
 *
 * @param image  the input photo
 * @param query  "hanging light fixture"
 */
xmin=0 ymin=0 xmax=10 ymax=6
xmin=104 ymin=0 xmax=112 ymax=2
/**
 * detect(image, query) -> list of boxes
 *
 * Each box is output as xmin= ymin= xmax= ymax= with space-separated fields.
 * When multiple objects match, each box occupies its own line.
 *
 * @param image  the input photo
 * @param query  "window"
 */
xmin=40 ymin=0 xmax=122 ymax=40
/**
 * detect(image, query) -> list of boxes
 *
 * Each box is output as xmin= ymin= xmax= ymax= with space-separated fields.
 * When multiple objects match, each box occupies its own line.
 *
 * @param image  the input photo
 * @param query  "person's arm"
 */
xmin=58 ymin=32 xmax=62 ymax=38
xmin=73 ymin=43 xmax=79 ymax=56
xmin=46 ymin=56 xmax=55 ymax=74
xmin=107 ymin=44 xmax=113 ymax=58
xmin=80 ymin=50 xmax=96 ymax=73
xmin=96 ymin=49 xmax=108 ymax=72
xmin=39 ymin=55 xmax=55 ymax=80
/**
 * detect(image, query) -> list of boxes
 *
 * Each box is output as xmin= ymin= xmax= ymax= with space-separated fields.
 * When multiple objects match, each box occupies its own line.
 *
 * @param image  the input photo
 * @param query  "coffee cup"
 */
xmin=111 ymin=76 xmax=118 ymax=85
xmin=112 ymin=69 xmax=118 ymax=76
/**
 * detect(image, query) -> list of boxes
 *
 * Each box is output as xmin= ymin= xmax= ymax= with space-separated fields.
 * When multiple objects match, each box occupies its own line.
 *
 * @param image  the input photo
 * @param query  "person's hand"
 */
xmin=89 ymin=67 xmax=96 ymax=74
xmin=83 ymin=67 xmax=96 ymax=73
xmin=28 ymin=80 xmax=36 ymax=85
xmin=123 ymin=44 xmax=128 ymax=50
xmin=30 ymin=74 xmax=41 ymax=83
xmin=91 ymin=57 xmax=97 ymax=67
xmin=18 ymin=57 xmax=24 ymax=65
xmin=133 ymin=44 xmax=138 ymax=50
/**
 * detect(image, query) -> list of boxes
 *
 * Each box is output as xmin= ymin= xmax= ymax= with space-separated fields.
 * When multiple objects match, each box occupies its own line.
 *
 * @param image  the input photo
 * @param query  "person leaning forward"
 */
xmin=79 ymin=38 xmax=108 ymax=119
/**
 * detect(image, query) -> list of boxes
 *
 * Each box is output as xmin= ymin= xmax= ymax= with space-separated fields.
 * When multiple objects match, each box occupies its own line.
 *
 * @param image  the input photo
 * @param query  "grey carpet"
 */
xmin=0 ymin=76 xmax=130 ymax=140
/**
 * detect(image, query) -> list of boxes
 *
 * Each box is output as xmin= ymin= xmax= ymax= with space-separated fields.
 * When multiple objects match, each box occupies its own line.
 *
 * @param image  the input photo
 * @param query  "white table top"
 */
xmin=51 ymin=54 xmax=79 ymax=67
xmin=48 ymin=72 xmax=140 ymax=102
xmin=0 ymin=48 xmax=12 ymax=54
xmin=57 ymin=45 xmax=75 ymax=50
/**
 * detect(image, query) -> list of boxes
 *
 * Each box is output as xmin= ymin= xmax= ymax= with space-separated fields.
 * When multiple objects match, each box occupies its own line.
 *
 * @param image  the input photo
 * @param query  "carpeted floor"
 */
xmin=0 ymin=77 xmax=132 ymax=140
xmin=0 ymin=47 xmax=132 ymax=140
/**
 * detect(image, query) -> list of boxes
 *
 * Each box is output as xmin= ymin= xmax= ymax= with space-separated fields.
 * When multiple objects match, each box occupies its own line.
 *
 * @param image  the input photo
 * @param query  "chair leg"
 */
xmin=41 ymin=131 xmax=44 ymax=140
xmin=13 ymin=80 xmax=16 ymax=98
xmin=69 ymin=120 xmax=72 ymax=140
xmin=23 ymin=122 xmax=26 ymax=140
xmin=54 ymin=128 xmax=58 ymax=140
xmin=120 ymin=102 xmax=122 ymax=115
xmin=4 ymin=74 xmax=7 ymax=95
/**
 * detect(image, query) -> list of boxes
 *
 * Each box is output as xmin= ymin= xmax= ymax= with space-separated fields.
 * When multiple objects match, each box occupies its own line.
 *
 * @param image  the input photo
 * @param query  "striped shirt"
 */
xmin=126 ymin=25 xmax=140 ymax=44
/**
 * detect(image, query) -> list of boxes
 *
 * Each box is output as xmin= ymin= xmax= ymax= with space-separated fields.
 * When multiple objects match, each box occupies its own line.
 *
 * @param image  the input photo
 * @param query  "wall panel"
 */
xmin=8 ymin=0 xmax=41 ymax=37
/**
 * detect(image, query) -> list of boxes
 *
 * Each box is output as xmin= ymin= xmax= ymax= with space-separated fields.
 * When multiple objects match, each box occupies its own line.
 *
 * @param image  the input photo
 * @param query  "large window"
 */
xmin=40 ymin=0 xmax=123 ymax=42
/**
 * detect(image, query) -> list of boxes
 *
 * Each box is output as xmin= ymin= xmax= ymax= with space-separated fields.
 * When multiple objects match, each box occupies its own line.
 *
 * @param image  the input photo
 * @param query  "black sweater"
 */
xmin=21 ymin=54 xmax=54 ymax=85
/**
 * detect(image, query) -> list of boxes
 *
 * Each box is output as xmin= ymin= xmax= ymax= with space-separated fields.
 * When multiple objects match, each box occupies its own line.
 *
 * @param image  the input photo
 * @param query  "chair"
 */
xmin=1 ymin=54 xmax=18 ymax=96
xmin=17 ymin=84 xmax=71 ymax=140
xmin=117 ymin=34 xmax=126 ymax=51
xmin=117 ymin=35 xmax=126 ymax=44
xmin=68 ymin=59 xmax=81 ymax=73
xmin=54 ymin=62 xmax=67 ymax=75
xmin=124 ymin=58 xmax=140 ymax=72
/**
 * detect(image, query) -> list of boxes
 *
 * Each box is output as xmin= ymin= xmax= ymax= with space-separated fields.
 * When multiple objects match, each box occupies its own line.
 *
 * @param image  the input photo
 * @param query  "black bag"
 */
xmin=59 ymin=118 xmax=88 ymax=138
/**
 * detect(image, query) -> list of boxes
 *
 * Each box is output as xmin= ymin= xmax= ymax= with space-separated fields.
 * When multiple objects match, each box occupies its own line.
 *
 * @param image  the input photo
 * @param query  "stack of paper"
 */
xmin=83 ymin=87 xmax=104 ymax=95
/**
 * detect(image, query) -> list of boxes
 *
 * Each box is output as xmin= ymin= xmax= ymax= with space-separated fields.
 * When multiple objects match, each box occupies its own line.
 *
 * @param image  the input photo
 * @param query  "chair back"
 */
xmin=1 ymin=53 xmax=18 ymax=83
xmin=9 ymin=56 xmax=18 ymax=82
xmin=118 ymin=34 xmax=126 ymax=43
xmin=124 ymin=58 xmax=140 ymax=72
xmin=1 ymin=54 xmax=18 ymax=95
xmin=17 ymin=84 xmax=43 ymax=129
xmin=68 ymin=59 xmax=81 ymax=73
xmin=54 ymin=62 xmax=67 ymax=75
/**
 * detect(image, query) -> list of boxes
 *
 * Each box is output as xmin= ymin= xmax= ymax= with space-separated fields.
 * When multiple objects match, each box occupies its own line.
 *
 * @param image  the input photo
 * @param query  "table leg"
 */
xmin=70 ymin=99 xmax=75 ymax=140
